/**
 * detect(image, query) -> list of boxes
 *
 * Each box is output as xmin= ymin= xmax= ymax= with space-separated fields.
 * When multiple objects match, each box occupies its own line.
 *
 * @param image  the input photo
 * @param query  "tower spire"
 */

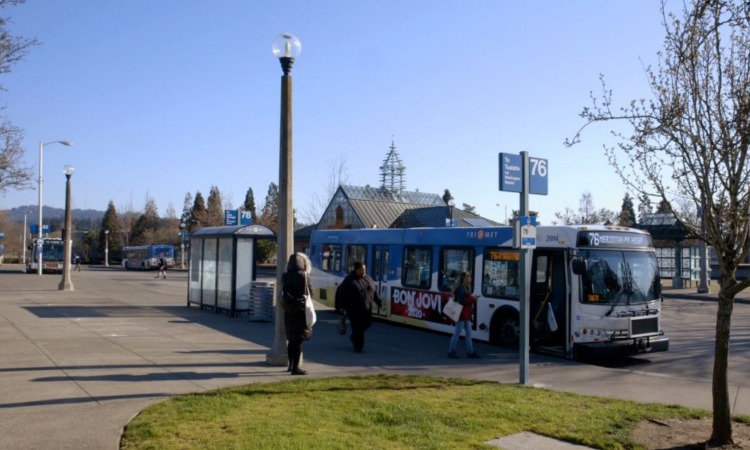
xmin=379 ymin=139 xmax=406 ymax=194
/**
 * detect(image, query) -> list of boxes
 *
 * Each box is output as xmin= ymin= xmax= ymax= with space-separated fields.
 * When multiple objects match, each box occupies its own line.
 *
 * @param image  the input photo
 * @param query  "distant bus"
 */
xmin=122 ymin=245 xmax=175 ymax=270
xmin=26 ymin=238 xmax=65 ymax=274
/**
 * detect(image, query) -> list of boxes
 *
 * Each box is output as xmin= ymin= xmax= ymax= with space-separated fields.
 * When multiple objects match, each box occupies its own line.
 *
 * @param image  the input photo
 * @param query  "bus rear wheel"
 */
xmin=492 ymin=312 xmax=520 ymax=348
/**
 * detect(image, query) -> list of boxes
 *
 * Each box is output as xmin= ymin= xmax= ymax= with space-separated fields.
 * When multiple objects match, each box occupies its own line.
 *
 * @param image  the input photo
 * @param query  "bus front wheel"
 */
xmin=492 ymin=312 xmax=520 ymax=348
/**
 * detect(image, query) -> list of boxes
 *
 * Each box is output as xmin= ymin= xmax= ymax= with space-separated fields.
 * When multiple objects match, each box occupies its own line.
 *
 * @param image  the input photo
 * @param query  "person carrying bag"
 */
xmin=281 ymin=253 xmax=314 ymax=375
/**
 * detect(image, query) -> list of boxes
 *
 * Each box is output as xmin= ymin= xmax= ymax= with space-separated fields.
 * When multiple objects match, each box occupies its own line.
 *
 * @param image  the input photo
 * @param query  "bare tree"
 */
xmin=554 ymin=192 xmax=617 ymax=225
xmin=0 ymin=1 xmax=39 ymax=193
xmin=567 ymin=1 xmax=750 ymax=444
xmin=0 ymin=122 xmax=31 ymax=192
xmin=299 ymin=154 xmax=349 ymax=225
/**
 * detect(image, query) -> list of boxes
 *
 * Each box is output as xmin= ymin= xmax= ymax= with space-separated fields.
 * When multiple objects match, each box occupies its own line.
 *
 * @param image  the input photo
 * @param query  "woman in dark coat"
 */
xmin=281 ymin=252 xmax=313 ymax=375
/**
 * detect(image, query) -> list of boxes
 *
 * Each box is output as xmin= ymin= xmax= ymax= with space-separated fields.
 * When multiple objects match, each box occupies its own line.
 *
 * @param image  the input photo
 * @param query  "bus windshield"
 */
xmin=579 ymin=249 xmax=659 ymax=305
xmin=42 ymin=243 xmax=64 ymax=262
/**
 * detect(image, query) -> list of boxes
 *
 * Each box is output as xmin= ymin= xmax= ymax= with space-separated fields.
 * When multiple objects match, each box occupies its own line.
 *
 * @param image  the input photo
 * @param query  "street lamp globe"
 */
xmin=272 ymin=33 xmax=301 ymax=60
xmin=63 ymin=165 xmax=75 ymax=177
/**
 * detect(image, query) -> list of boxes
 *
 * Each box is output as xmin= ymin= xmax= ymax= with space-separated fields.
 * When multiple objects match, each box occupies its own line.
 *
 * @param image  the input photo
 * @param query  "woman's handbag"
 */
xmin=304 ymin=277 xmax=317 ymax=328
xmin=442 ymin=296 xmax=462 ymax=322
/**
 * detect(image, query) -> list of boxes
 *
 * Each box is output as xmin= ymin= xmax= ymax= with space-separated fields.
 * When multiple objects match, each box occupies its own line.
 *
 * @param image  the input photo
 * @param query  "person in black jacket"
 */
xmin=281 ymin=252 xmax=313 ymax=375
xmin=335 ymin=261 xmax=381 ymax=353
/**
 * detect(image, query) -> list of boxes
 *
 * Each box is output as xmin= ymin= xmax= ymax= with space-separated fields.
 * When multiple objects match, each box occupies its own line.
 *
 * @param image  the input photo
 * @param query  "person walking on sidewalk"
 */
xmin=335 ymin=261 xmax=381 ymax=353
xmin=448 ymin=271 xmax=480 ymax=359
xmin=156 ymin=257 xmax=167 ymax=279
xmin=281 ymin=253 xmax=313 ymax=375
xmin=74 ymin=255 xmax=81 ymax=272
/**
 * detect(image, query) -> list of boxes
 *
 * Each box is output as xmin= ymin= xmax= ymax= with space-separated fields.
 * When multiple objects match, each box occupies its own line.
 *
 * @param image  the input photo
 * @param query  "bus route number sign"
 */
xmin=499 ymin=152 xmax=548 ymax=195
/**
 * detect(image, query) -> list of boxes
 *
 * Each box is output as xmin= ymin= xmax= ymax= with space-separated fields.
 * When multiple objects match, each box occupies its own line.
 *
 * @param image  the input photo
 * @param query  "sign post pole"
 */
xmin=519 ymin=151 xmax=531 ymax=385
xmin=499 ymin=150 xmax=547 ymax=386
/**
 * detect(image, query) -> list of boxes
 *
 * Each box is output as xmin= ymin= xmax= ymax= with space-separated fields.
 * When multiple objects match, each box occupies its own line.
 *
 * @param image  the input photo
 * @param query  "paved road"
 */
xmin=592 ymin=295 xmax=750 ymax=382
xmin=0 ymin=265 xmax=748 ymax=449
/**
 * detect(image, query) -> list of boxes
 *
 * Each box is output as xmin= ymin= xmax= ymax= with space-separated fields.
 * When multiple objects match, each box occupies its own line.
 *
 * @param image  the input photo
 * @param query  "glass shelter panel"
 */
xmin=235 ymin=239 xmax=254 ymax=309
xmin=216 ymin=238 xmax=233 ymax=310
xmin=202 ymin=238 xmax=217 ymax=307
xmin=189 ymin=239 xmax=204 ymax=304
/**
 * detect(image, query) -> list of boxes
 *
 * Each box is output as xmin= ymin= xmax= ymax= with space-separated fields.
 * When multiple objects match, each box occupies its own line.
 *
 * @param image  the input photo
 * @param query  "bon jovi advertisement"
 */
xmin=389 ymin=286 xmax=456 ymax=325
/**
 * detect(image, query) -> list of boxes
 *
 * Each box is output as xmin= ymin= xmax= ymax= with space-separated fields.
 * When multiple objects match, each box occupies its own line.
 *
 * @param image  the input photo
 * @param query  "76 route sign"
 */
xmin=499 ymin=153 xmax=548 ymax=195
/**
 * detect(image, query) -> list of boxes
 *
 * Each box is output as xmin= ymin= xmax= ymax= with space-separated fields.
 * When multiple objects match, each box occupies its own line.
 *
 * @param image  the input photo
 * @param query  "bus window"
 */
xmin=438 ymin=247 xmax=474 ymax=292
xmin=322 ymin=244 xmax=342 ymax=272
xmin=482 ymin=249 xmax=520 ymax=299
xmin=346 ymin=244 xmax=367 ymax=272
xmin=403 ymin=246 xmax=432 ymax=289
xmin=373 ymin=247 xmax=389 ymax=282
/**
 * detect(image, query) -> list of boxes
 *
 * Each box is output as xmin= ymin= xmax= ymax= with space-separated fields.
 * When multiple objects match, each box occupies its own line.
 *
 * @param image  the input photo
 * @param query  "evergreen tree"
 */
xmin=190 ymin=191 xmax=206 ymax=231
xmin=100 ymin=201 xmax=122 ymax=260
xmin=618 ymin=193 xmax=637 ymax=227
xmin=180 ymin=192 xmax=193 ymax=227
xmin=206 ymin=185 xmax=224 ymax=227
xmin=130 ymin=199 xmax=160 ymax=245
xmin=259 ymin=182 xmax=280 ymax=232
xmin=242 ymin=187 xmax=257 ymax=223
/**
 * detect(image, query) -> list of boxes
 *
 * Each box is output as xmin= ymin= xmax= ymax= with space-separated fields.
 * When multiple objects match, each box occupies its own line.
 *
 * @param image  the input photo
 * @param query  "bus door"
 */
xmin=371 ymin=245 xmax=391 ymax=317
xmin=529 ymin=249 xmax=567 ymax=353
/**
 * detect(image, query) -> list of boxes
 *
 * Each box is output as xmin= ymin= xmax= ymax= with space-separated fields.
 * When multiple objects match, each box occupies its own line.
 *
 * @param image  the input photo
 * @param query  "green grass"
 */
xmin=120 ymin=375 xmax=709 ymax=450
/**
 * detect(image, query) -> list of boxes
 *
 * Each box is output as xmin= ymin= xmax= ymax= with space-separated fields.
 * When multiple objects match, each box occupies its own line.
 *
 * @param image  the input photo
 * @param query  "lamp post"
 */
xmin=179 ymin=223 xmax=186 ymax=269
xmin=104 ymin=229 xmax=110 ymax=268
xmin=38 ymin=140 xmax=73 ymax=275
xmin=59 ymin=165 xmax=74 ymax=291
xmin=22 ymin=210 xmax=30 ymax=265
xmin=267 ymin=33 xmax=301 ymax=366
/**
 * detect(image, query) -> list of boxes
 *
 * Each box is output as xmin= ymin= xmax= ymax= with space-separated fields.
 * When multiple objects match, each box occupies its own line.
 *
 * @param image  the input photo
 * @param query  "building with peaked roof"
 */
xmin=294 ymin=142 xmax=501 ymax=251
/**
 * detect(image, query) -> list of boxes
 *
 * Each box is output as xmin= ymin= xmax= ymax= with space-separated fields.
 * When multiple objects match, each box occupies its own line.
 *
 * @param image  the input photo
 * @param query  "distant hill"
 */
xmin=3 ymin=205 xmax=105 ymax=224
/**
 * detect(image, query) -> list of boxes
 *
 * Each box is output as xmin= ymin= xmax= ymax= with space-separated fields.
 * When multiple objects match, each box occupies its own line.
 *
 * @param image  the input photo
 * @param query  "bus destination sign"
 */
xmin=576 ymin=231 xmax=652 ymax=249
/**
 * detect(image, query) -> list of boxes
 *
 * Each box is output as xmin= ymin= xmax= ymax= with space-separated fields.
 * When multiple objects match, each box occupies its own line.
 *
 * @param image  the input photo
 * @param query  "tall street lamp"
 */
xmin=38 ymin=140 xmax=73 ymax=275
xmin=179 ymin=222 xmax=186 ymax=269
xmin=104 ymin=229 xmax=110 ymax=268
xmin=267 ymin=32 xmax=301 ymax=366
xmin=59 ymin=165 xmax=74 ymax=291
xmin=22 ymin=210 xmax=30 ymax=266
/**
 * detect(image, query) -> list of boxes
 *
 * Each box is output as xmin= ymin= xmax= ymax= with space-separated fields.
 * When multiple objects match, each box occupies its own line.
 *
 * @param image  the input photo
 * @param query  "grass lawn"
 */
xmin=121 ymin=374 xmax=726 ymax=449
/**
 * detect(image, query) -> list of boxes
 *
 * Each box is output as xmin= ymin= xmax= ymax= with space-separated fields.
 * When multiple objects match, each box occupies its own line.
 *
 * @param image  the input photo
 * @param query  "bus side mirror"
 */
xmin=571 ymin=259 xmax=586 ymax=275
xmin=655 ymin=278 xmax=662 ymax=299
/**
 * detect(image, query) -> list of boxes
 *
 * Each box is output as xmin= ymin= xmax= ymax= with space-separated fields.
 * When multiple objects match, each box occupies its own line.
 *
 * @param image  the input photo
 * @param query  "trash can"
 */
xmin=248 ymin=281 xmax=275 ymax=321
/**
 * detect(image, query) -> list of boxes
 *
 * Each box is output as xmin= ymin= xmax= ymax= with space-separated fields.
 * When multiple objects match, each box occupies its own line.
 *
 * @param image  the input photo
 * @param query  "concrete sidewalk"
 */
xmin=0 ymin=265 xmax=747 ymax=449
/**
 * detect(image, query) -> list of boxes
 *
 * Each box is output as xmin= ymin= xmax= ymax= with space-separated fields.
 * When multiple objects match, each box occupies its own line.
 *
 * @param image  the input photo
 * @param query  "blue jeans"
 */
xmin=449 ymin=320 xmax=474 ymax=354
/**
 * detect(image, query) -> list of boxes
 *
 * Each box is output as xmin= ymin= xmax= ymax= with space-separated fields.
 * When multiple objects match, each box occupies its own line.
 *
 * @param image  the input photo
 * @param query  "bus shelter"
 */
xmin=187 ymin=224 xmax=276 ymax=316
xmin=636 ymin=213 xmax=704 ymax=288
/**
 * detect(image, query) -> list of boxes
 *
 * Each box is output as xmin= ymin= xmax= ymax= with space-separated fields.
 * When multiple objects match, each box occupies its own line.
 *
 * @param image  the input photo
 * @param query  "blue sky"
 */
xmin=0 ymin=0 xmax=666 ymax=225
